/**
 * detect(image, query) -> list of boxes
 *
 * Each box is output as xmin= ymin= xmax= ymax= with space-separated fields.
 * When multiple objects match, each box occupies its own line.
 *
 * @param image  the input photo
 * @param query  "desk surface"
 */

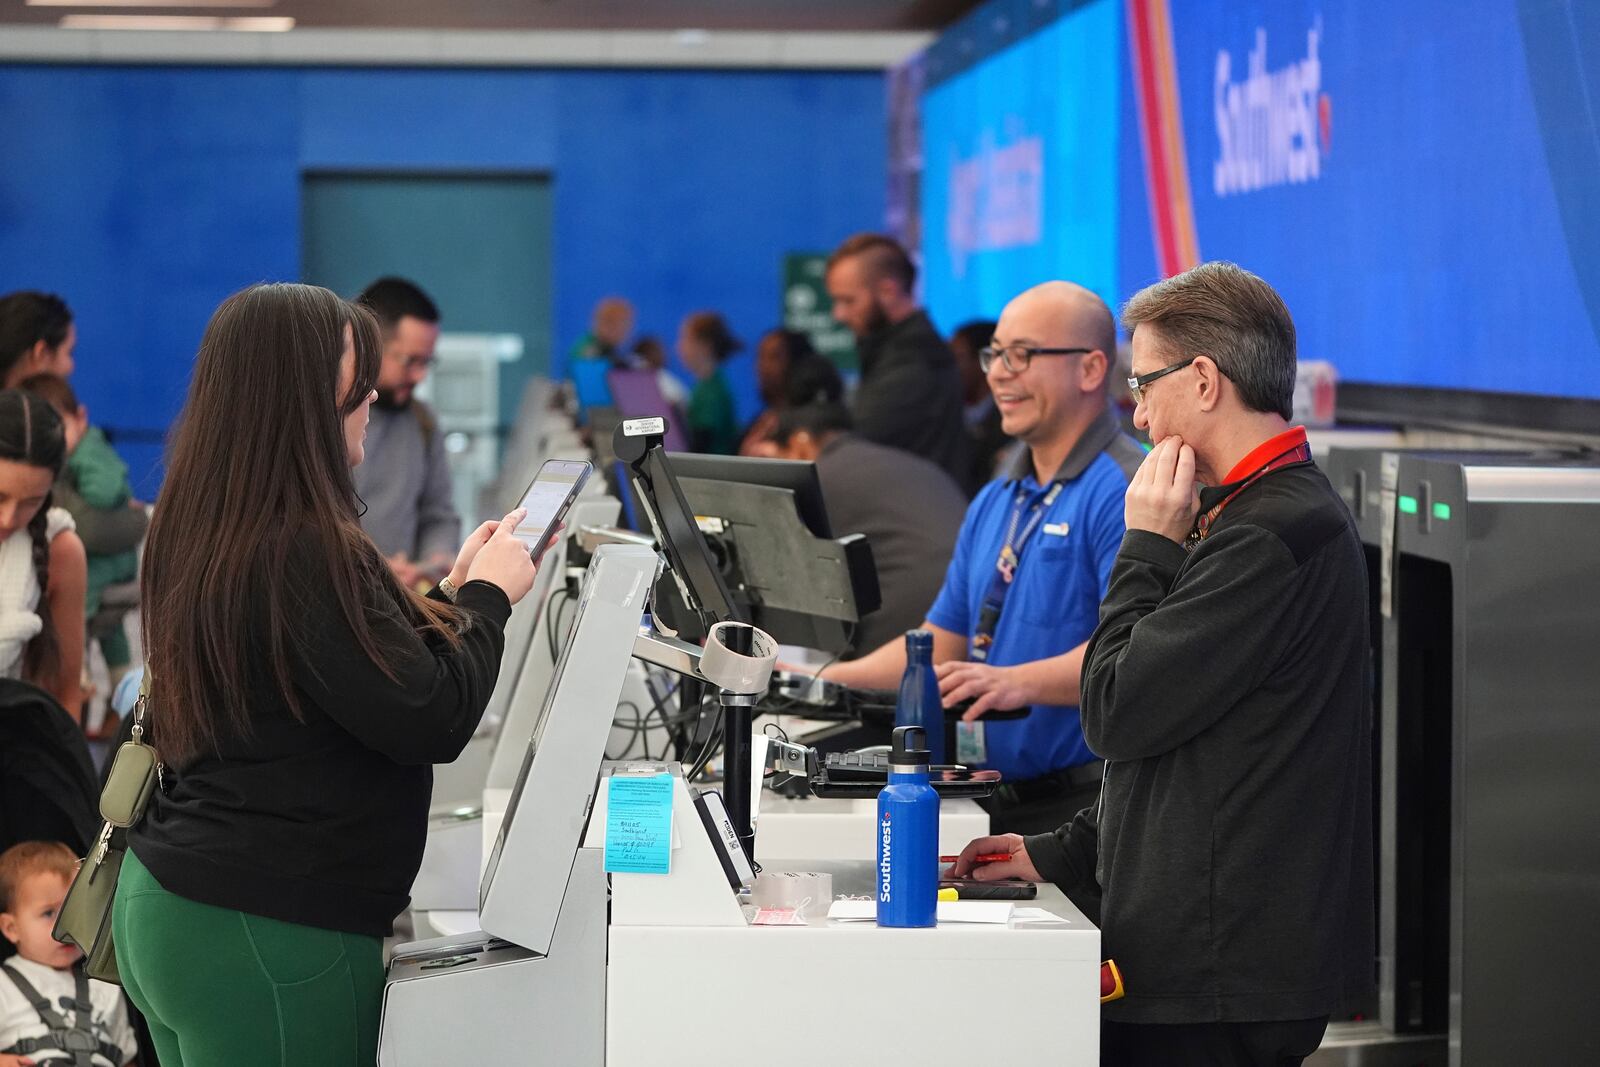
xmin=423 ymin=858 xmax=1093 ymax=944
xmin=606 ymin=859 xmax=1099 ymax=1067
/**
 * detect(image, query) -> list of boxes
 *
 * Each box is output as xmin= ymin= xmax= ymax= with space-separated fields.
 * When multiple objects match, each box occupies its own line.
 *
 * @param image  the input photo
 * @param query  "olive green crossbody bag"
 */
xmin=53 ymin=672 xmax=162 ymax=984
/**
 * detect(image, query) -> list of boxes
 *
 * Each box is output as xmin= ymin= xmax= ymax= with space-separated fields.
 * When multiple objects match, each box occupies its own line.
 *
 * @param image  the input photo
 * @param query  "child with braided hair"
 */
xmin=0 ymin=390 xmax=86 ymax=721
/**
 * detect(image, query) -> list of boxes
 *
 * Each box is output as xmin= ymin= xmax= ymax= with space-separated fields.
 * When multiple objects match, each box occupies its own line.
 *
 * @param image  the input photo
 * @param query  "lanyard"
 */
xmin=972 ymin=481 xmax=1063 ymax=661
xmin=1186 ymin=441 xmax=1313 ymax=547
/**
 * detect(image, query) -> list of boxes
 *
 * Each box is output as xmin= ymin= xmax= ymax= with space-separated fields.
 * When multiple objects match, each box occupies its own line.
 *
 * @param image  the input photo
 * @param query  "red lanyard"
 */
xmin=1186 ymin=441 xmax=1313 ymax=547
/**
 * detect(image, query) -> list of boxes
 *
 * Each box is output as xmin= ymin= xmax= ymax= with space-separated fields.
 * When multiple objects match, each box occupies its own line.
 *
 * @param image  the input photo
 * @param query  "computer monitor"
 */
xmin=654 ymin=453 xmax=879 ymax=653
xmin=666 ymin=453 xmax=832 ymax=538
xmin=612 ymin=424 xmax=743 ymax=640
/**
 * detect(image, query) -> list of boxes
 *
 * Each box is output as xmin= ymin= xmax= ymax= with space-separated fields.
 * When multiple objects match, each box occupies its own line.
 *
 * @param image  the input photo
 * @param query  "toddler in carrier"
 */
xmin=0 ymin=841 xmax=136 ymax=1066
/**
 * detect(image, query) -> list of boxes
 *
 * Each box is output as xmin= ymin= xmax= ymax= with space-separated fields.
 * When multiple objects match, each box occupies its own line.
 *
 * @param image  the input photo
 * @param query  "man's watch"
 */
xmin=438 ymin=576 xmax=460 ymax=603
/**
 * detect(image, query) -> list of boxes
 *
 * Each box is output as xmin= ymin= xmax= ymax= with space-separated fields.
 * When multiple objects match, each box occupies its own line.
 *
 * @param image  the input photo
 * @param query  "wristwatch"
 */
xmin=438 ymin=576 xmax=460 ymax=603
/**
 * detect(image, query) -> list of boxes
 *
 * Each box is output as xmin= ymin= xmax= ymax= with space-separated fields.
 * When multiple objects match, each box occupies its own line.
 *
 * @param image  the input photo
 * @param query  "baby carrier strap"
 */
xmin=2 ymin=960 xmax=118 ymax=1067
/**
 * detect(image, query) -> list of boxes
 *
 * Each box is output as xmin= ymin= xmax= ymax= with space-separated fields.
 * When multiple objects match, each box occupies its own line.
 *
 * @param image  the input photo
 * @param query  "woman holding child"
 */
xmin=110 ymin=283 xmax=543 ymax=1065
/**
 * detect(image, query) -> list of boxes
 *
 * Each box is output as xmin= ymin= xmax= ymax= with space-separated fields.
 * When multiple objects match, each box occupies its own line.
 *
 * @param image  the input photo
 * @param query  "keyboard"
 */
xmin=821 ymin=749 xmax=892 ymax=781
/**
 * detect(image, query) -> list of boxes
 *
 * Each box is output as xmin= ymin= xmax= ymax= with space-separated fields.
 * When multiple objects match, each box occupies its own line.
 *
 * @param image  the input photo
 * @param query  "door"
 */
xmin=302 ymin=171 xmax=554 ymax=522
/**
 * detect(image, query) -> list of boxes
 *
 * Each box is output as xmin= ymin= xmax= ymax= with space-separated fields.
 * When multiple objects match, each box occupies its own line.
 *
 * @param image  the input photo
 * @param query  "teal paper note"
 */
xmin=604 ymin=774 xmax=673 ymax=875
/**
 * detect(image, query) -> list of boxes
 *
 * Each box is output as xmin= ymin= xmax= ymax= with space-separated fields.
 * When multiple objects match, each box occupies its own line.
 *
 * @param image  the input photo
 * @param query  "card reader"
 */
xmin=693 ymin=789 xmax=757 ymax=891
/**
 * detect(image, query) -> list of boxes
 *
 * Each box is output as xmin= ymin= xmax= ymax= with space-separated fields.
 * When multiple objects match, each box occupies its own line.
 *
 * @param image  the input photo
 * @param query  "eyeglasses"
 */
xmin=396 ymin=355 xmax=436 ymax=373
xmin=978 ymin=343 xmax=1094 ymax=375
xmin=1127 ymin=356 xmax=1198 ymax=405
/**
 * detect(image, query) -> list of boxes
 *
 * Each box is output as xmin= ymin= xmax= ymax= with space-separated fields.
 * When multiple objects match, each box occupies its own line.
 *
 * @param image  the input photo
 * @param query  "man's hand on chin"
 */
xmin=1125 ymin=436 xmax=1201 ymax=544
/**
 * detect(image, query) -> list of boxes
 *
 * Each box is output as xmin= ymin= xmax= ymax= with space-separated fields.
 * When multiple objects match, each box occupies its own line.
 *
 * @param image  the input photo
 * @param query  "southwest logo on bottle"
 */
xmin=878 ymin=811 xmax=893 ymax=903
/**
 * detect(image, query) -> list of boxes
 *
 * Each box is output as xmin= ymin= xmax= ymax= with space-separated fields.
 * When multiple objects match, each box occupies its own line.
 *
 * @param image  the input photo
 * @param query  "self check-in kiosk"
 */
xmin=1321 ymin=448 xmax=1600 ymax=1067
xmin=411 ymin=492 xmax=623 ymax=915
xmin=379 ymin=420 xmax=781 ymax=1065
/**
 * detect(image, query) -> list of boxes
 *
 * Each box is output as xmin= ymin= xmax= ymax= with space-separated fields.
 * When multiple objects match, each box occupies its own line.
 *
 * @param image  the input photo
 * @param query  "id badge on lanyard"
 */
xmin=956 ymin=719 xmax=988 ymax=764
xmin=971 ymin=481 xmax=1062 ymax=664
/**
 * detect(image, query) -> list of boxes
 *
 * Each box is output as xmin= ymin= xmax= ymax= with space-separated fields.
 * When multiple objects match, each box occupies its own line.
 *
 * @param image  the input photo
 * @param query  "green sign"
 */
xmin=782 ymin=253 xmax=857 ymax=372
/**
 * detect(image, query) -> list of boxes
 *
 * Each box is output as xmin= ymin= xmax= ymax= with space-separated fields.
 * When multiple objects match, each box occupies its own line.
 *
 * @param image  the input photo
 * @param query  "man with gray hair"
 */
xmin=953 ymin=262 xmax=1373 ymax=1065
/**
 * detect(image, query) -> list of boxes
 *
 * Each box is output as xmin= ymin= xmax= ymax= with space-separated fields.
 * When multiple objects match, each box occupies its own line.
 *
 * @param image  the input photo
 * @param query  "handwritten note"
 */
xmin=604 ymin=774 xmax=673 ymax=875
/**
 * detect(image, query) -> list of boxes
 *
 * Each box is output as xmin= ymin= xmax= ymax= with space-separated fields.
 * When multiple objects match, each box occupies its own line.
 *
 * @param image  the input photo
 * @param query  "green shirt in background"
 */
xmin=686 ymin=370 xmax=739 ymax=455
xmin=62 ymin=426 xmax=140 ymax=619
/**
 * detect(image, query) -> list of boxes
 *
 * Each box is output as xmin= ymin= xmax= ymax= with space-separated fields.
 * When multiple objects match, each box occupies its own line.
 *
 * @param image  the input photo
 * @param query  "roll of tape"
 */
xmin=700 ymin=621 xmax=778 ymax=695
xmin=751 ymin=870 xmax=832 ymax=921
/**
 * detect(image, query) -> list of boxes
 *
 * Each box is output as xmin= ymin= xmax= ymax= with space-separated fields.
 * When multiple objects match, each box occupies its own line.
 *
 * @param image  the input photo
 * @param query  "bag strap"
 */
xmin=130 ymin=667 xmax=150 ymax=746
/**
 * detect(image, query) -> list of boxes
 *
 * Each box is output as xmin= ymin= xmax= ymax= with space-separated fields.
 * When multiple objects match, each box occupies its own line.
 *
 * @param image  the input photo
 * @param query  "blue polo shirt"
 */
xmin=926 ymin=411 xmax=1144 ymax=781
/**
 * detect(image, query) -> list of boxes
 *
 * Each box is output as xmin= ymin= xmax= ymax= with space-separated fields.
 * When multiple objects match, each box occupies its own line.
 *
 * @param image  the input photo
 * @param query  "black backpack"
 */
xmin=0 ymin=678 xmax=99 ymax=862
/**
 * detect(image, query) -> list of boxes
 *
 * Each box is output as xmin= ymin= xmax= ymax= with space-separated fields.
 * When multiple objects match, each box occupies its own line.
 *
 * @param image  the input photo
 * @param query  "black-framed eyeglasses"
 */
xmin=1127 ymin=356 xmax=1198 ymax=405
xmin=978 ymin=343 xmax=1094 ymax=375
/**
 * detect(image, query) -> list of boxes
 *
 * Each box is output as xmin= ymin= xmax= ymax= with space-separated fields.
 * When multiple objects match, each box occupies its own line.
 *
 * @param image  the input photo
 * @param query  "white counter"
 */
xmin=607 ymin=862 xmax=1100 ymax=1067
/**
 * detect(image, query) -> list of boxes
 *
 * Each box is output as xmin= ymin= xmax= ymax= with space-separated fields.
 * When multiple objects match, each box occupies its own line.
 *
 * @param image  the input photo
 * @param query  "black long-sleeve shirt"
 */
xmin=130 ymin=540 xmax=510 ymax=937
xmin=1026 ymin=461 xmax=1375 ymax=1025
xmin=851 ymin=310 xmax=972 ymax=492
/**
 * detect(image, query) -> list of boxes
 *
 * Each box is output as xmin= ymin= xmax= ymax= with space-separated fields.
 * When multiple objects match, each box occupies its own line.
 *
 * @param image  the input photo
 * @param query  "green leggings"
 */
xmin=112 ymin=849 xmax=384 ymax=1066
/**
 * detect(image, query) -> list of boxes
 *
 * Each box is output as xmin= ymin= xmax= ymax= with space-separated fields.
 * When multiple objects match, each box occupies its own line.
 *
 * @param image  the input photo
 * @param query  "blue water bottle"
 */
xmin=897 ymin=629 xmax=946 ymax=766
xmin=876 ymin=725 xmax=940 ymax=928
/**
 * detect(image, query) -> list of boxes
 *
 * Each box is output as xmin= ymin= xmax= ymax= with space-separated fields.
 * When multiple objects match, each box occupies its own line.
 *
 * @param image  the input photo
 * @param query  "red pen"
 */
xmin=939 ymin=853 xmax=1011 ymax=864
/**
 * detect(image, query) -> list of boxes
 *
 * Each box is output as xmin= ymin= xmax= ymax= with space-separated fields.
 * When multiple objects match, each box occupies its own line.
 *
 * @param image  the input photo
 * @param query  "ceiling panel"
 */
xmin=1 ymin=0 xmax=985 ymax=31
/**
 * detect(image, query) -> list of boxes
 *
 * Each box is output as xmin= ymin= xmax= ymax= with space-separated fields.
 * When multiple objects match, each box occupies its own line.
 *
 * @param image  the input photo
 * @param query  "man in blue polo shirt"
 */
xmin=822 ymin=280 xmax=1143 ymax=837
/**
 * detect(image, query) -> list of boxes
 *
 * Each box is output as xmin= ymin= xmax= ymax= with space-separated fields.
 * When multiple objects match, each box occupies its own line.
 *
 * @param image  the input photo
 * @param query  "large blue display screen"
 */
xmin=923 ymin=0 xmax=1600 ymax=400
xmin=1119 ymin=0 xmax=1600 ymax=398
xmin=920 ymin=0 xmax=1120 ymax=332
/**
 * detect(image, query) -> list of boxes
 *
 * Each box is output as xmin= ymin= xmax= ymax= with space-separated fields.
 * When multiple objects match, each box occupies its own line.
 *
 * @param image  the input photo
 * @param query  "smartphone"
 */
xmin=937 ymin=877 xmax=1038 ymax=900
xmin=511 ymin=459 xmax=593 ymax=560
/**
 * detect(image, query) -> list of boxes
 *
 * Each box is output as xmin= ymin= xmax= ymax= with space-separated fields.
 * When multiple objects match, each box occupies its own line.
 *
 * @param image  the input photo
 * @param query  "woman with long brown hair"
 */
xmin=111 ymin=283 xmax=539 ymax=1065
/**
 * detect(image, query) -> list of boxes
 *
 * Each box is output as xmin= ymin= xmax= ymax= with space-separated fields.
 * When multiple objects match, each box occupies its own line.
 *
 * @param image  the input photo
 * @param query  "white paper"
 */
xmin=1009 ymin=907 xmax=1071 ymax=924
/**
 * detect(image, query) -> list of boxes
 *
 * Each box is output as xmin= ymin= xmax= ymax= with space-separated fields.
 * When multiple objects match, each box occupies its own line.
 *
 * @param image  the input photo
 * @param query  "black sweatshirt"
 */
xmin=1026 ymin=461 xmax=1375 ymax=1025
xmin=130 ymin=540 xmax=511 ymax=938
xmin=851 ymin=310 xmax=972 ymax=492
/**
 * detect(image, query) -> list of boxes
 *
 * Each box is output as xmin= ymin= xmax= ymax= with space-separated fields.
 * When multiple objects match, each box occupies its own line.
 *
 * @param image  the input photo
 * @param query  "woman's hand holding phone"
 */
xmin=464 ymin=507 xmax=538 ymax=605
xmin=447 ymin=518 xmax=503 ymax=591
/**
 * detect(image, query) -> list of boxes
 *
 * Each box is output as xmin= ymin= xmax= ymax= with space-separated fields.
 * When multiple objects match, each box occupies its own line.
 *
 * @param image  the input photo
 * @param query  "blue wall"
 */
xmin=0 ymin=64 xmax=888 ymax=489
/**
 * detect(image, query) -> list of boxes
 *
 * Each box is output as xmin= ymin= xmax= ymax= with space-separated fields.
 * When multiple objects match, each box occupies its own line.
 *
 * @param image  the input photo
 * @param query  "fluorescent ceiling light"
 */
xmin=31 ymin=0 xmax=274 ymax=6
xmin=58 ymin=14 xmax=293 ymax=29
xmin=673 ymin=29 xmax=710 ymax=46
